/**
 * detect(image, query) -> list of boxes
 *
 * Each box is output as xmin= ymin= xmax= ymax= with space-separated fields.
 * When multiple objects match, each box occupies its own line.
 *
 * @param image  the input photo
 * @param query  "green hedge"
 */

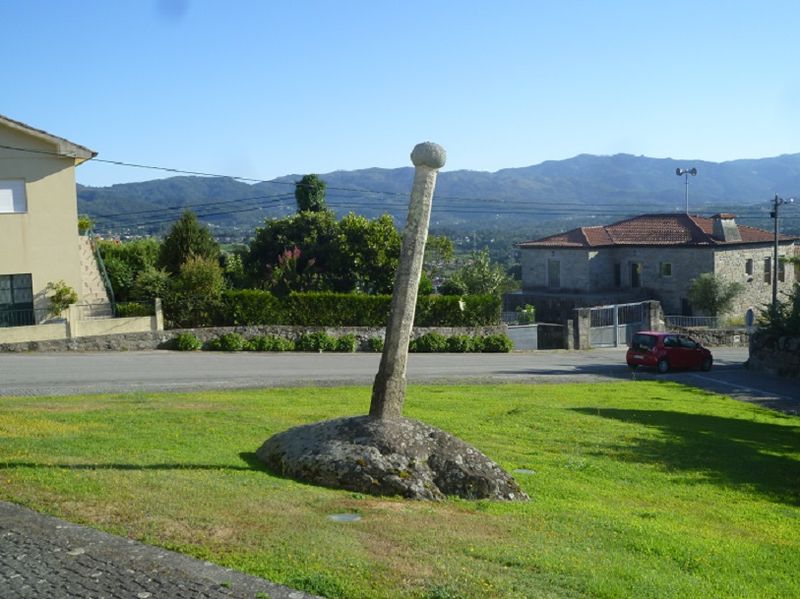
xmin=198 ymin=290 xmax=500 ymax=328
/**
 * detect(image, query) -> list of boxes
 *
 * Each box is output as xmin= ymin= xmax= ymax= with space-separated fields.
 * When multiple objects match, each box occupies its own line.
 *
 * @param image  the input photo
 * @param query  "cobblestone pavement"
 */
xmin=0 ymin=502 xmax=318 ymax=599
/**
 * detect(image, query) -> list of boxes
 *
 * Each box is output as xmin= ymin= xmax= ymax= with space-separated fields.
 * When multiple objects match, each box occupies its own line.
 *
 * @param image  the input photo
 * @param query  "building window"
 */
xmin=660 ymin=262 xmax=672 ymax=277
xmin=764 ymin=257 xmax=771 ymax=284
xmin=0 ymin=180 xmax=28 ymax=214
xmin=630 ymin=262 xmax=642 ymax=288
xmin=0 ymin=273 xmax=35 ymax=327
xmin=613 ymin=263 xmax=621 ymax=287
xmin=745 ymin=258 xmax=753 ymax=277
xmin=547 ymin=259 xmax=561 ymax=288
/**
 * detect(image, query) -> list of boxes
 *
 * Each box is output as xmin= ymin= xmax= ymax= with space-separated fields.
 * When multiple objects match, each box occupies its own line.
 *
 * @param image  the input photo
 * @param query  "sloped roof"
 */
xmin=517 ymin=213 xmax=797 ymax=248
xmin=0 ymin=114 xmax=97 ymax=165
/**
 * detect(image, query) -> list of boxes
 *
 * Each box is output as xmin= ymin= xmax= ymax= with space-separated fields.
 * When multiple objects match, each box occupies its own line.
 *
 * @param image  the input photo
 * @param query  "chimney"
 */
xmin=711 ymin=213 xmax=742 ymax=242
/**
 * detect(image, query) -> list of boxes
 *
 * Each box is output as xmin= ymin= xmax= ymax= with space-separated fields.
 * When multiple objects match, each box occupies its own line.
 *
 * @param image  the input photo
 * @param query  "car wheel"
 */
xmin=701 ymin=356 xmax=712 ymax=372
xmin=657 ymin=359 xmax=669 ymax=374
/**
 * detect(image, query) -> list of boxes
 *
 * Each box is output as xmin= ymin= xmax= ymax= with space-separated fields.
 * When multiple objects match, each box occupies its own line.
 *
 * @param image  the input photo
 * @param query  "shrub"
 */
xmin=174 ymin=332 xmax=202 ymax=351
xmin=45 ymin=280 xmax=78 ymax=317
xmin=220 ymin=289 xmax=284 ymax=326
xmin=248 ymin=335 xmax=295 ymax=352
xmin=295 ymin=331 xmax=337 ymax=352
xmin=334 ymin=334 xmax=357 ymax=352
xmin=115 ymin=302 xmax=153 ymax=317
xmin=287 ymin=292 xmax=390 ymax=326
xmin=207 ymin=332 xmax=247 ymax=352
xmin=480 ymin=334 xmax=513 ymax=352
xmin=516 ymin=304 xmax=536 ymax=324
xmin=469 ymin=336 xmax=485 ymax=352
xmin=445 ymin=335 xmax=473 ymax=353
xmin=367 ymin=336 xmax=385 ymax=352
xmin=410 ymin=332 xmax=448 ymax=353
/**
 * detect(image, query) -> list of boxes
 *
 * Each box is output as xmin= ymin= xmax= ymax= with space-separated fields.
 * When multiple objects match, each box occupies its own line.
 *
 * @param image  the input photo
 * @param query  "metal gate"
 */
xmin=589 ymin=302 xmax=645 ymax=348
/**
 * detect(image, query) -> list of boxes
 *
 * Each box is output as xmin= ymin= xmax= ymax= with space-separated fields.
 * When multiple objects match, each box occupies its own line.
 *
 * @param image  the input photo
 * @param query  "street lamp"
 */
xmin=770 ymin=194 xmax=795 ymax=312
xmin=675 ymin=167 xmax=697 ymax=214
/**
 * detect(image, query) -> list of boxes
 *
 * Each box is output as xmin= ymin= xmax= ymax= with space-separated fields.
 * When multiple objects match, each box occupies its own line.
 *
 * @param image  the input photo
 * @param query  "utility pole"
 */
xmin=770 ymin=194 xmax=795 ymax=313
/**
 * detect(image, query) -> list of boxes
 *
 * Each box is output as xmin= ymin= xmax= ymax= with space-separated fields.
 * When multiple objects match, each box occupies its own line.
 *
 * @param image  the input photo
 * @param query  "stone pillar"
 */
xmin=573 ymin=307 xmax=591 ymax=350
xmin=370 ymin=142 xmax=446 ymax=419
xmin=154 ymin=298 xmax=164 ymax=331
xmin=66 ymin=304 xmax=81 ymax=339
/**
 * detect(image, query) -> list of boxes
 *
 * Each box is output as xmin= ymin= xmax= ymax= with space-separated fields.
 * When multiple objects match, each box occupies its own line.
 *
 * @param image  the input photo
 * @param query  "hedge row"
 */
xmin=163 ymin=290 xmax=501 ymax=328
xmin=172 ymin=331 xmax=512 ymax=353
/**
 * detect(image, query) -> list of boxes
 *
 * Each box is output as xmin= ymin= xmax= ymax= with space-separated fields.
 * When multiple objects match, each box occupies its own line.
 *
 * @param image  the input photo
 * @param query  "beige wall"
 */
xmin=0 ymin=125 xmax=83 ymax=318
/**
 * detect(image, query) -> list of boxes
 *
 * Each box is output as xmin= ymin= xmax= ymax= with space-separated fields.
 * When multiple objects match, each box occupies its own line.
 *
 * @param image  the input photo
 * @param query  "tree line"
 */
xmin=96 ymin=174 xmax=517 ymax=326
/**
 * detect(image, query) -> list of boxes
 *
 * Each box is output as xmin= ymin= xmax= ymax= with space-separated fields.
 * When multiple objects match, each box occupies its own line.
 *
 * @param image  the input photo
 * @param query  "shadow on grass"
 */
xmin=0 ymin=452 xmax=269 ymax=473
xmin=573 ymin=407 xmax=800 ymax=505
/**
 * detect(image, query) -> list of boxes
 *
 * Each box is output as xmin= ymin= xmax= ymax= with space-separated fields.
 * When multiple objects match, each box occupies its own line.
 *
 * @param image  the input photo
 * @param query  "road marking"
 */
xmin=688 ymin=374 xmax=793 ymax=401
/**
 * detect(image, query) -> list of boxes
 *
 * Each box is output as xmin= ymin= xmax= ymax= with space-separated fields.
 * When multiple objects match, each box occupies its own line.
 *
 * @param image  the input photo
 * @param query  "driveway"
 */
xmin=0 ymin=348 xmax=796 ymax=413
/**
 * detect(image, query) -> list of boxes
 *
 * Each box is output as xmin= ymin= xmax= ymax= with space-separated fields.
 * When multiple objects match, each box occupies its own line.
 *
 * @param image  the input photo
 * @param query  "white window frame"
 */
xmin=0 ymin=180 xmax=28 ymax=214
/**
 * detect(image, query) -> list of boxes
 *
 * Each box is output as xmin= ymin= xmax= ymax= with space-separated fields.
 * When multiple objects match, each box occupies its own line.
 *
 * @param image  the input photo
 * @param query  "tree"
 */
xmin=337 ymin=213 xmax=401 ymax=294
xmin=165 ymin=255 xmax=226 ymax=327
xmin=158 ymin=210 xmax=220 ymax=275
xmin=445 ymin=249 xmax=515 ymax=296
xmin=294 ymin=174 xmax=327 ymax=213
xmin=98 ymin=238 xmax=161 ymax=302
xmin=244 ymin=210 xmax=341 ymax=290
xmin=423 ymin=234 xmax=455 ymax=290
xmin=687 ymin=273 xmax=745 ymax=317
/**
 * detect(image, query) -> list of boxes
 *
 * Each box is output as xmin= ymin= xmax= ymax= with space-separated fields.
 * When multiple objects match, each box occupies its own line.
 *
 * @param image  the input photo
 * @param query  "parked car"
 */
xmin=626 ymin=331 xmax=713 ymax=373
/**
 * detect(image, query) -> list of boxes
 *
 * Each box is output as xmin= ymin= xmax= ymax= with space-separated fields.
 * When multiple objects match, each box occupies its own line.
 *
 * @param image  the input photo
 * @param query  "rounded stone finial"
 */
xmin=411 ymin=142 xmax=446 ymax=169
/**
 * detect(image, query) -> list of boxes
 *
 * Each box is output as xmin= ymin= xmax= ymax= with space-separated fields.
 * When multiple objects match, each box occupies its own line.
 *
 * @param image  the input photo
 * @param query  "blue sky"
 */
xmin=3 ymin=0 xmax=799 ymax=187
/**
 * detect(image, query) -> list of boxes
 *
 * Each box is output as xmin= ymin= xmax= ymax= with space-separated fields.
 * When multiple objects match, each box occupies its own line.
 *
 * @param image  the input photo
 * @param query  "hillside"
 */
xmin=78 ymin=152 xmax=800 ymax=239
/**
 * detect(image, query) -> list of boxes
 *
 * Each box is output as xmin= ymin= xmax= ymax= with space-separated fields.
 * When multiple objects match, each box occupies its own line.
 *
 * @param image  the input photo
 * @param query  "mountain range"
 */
xmin=78 ymin=152 xmax=800 ymax=238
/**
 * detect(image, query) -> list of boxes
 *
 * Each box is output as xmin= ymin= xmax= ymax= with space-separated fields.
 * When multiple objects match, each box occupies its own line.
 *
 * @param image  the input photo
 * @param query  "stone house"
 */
xmin=514 ymin=213 xmax=798 ymax=321
xmin=0 ymin=114 xmax=97 ymax=326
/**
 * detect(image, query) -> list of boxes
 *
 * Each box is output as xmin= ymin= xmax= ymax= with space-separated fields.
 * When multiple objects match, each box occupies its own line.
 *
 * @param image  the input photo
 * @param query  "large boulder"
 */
xmin=256 ymin=416 xmax=528 ymax=501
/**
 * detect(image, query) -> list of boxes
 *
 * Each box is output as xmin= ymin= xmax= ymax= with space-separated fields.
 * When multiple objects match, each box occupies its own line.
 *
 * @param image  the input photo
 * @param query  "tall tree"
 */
xmin=158 ymin=210 xmax=220 ymax=274
xmin=446 ymin=249 xmax=515 ymax=296
xmin=294 ymin=174 xmax=327 ymax=213
xmin=338 ymin=213 xmax=401 ymax=294
xmin=688 ymin=273 xmax=744 ymax=316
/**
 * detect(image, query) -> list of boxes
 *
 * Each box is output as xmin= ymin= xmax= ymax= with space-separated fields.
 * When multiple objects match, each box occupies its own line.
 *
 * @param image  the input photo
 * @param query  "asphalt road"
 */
xmin=0 ymin=347 xmax=797 ymax=412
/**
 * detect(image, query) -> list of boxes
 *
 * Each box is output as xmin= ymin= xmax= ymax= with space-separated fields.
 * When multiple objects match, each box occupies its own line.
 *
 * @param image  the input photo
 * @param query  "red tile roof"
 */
xmin=517 ymin=213 xmax=797 ymax=248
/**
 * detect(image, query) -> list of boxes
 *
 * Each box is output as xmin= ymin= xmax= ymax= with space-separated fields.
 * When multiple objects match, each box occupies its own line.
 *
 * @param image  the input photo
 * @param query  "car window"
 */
xmin=631 ymin=334 xmax=656 ymax=350
xmin=679 ymin=336 xmax=698 ymax=349
xmin=664 ymin=336 xmax=678 ymax=347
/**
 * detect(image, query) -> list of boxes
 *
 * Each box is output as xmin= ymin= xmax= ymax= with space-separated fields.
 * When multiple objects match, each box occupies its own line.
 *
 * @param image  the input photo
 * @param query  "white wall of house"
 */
xmin=0 ymin=124 xmax=84 ymax=320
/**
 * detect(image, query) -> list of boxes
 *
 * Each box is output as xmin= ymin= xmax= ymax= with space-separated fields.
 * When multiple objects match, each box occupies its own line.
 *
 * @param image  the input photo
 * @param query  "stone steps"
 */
xmin=78 ymin=237 xmax=113 ymax=319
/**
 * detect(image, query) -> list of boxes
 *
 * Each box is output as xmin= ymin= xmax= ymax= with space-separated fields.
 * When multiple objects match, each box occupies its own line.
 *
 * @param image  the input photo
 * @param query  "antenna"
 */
xmin=676 ymin=167 xmax=697 ymax=214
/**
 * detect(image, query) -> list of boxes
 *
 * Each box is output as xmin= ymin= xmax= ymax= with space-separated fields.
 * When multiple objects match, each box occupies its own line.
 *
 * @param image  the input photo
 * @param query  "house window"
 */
xmin=0 ymin=180 xmax=28 ymax=214
xmin=764 ymin=257 xmax=771 ymax=284
xmin=630 ymin=262 xmax=642 ymax=288
xmin=0 ymin=273 xmax=35 ymax=327
xmin=660 ymin=262 xmax=672 ymax=277
xmin=613 ymin=263 xmax=621 ymax=287
xmin=547 ymin=259 xmax=561 ymax=288
xmin=745 ymin=258 xmax=753 ymax=276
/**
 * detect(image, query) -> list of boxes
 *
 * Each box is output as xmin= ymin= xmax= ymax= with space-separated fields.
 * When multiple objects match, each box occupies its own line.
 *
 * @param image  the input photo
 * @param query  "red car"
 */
xmin=626 ymin=331 xmax=713 ymax=373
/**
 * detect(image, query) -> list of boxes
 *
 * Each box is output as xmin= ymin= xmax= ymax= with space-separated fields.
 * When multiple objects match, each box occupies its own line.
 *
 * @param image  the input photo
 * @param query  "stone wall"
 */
xmin=672 ymin=327 xmax=749 ymax=347
xmin=713 ymin=245 xmax=796 ymax=318
xmin=0 ymin=324 xmax=507 ymax=353
xmin=748 ymin=331 xmax=800 ymax=377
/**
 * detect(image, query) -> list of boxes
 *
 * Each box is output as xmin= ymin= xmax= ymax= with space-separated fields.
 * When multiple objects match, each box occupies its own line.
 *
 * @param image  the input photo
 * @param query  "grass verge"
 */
xmin=1 ymin=382 xmax=798 ymax=598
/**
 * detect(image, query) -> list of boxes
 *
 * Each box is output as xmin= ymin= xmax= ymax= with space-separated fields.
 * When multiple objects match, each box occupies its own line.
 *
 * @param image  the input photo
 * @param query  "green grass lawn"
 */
xmin=1 ymin=382 xmax=798 ymax=598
